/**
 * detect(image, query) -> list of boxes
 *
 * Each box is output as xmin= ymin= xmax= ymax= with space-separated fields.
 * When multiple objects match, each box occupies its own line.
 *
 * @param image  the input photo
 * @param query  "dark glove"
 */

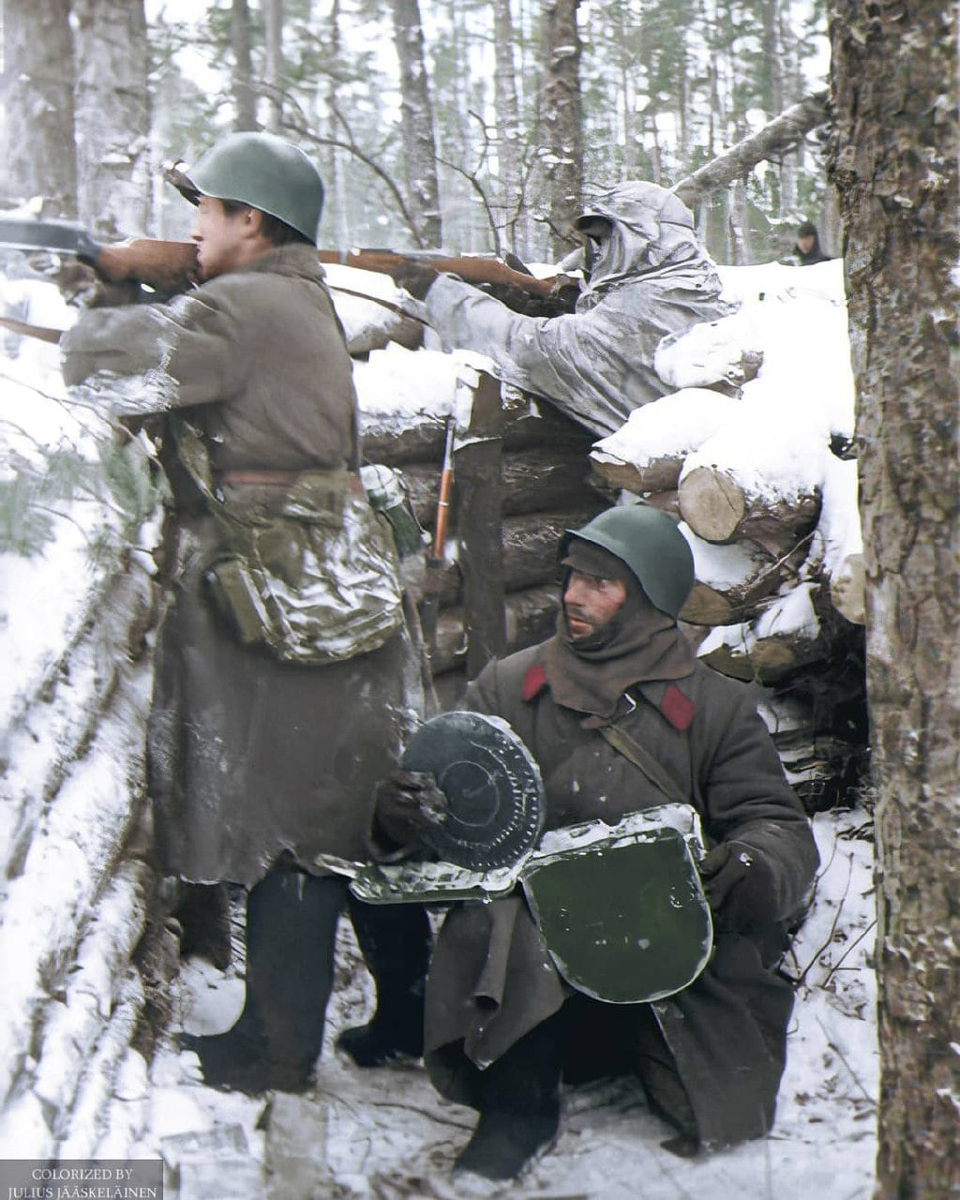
xmin=391 ymin=261 xmax=440 ymax=301
xmin=699 ymin=841 xmax=780 ymax=931
xmin=373 ymin=768 xmax=448 ymax=849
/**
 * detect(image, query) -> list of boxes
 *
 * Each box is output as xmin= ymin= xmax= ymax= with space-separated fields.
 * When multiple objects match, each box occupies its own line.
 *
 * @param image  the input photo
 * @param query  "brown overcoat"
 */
xmin=61 ymin=245 xmax=423 ymax=886
xmin=424 ymin=641 xmax=819 ymax=1146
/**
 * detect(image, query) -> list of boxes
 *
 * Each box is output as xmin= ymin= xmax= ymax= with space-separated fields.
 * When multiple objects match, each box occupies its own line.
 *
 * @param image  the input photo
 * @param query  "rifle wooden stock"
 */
xmin=90 ymin=242 xmax=561 ymax=300
xmin=92 ymin=239 xmax=199 ymax=294
xmin=318 ymin=248 xmax=561 ymax=299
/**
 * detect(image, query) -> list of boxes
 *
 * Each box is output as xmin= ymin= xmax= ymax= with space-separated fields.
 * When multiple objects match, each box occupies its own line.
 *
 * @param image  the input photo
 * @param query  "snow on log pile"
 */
xmin=590 ymin=259 xmax=868 ymax=807
xmin=0 ymin=301 xmax=172 ymax=1158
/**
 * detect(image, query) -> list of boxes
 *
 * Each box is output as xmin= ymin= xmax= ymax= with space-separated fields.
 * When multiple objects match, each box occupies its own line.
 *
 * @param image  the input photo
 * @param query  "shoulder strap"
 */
xmin=167 ymin=414 xmax=258 ymax=535
xmin=598 ymin=721 xmax=689 ymax=807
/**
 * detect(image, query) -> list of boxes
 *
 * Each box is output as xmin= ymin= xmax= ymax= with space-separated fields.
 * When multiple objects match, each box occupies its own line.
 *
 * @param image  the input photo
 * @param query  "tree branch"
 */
xmin=673 ymin=90 xmax=830 ymax=206
xmin=282 ymin=116 xmax=423 ymax=245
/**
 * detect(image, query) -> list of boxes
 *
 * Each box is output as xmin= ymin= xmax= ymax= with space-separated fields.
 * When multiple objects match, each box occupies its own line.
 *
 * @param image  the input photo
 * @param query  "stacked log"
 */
xmin=588 ymin=380 xmax=866 ymax=809
xmin=359 ymin=367 xmax=608 ymax=706
xmin=0 ymin=523 xmax=172 ymax=1155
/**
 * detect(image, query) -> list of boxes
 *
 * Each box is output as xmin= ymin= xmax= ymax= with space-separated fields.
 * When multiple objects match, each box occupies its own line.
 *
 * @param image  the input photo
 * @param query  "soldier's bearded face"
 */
xmin=563 ymin=570 xmax=628 ymax=640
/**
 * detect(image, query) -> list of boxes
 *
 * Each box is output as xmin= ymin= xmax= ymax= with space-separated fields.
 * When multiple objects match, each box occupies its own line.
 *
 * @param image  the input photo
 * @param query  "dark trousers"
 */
xmin=346 ymin=895 xmax=432 ymax=1009
xmin=238 ymin=865 xmax=347 ymax=1070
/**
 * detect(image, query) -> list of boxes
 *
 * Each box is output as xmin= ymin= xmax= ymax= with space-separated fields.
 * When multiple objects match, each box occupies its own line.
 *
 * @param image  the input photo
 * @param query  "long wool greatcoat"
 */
xmin=424 ymin=643 xmax=819 ymax=1147
xmin=61 ymin=245 xmax=423 ymax=886
xmin=424 ymin=181 xmax=734 ymax=437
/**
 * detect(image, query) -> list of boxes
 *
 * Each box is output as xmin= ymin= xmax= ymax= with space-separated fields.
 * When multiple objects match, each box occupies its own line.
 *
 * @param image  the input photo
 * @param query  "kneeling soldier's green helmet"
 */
xmin=560 ymin=505 xmax=694 ymax=619
xmin=173 ymin=131 xmax=325 ymax=245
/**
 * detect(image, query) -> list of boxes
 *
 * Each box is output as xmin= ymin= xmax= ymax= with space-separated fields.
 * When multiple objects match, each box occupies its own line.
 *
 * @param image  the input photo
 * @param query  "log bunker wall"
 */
xmin=0 ymin=538 xmax=175 ymax=1157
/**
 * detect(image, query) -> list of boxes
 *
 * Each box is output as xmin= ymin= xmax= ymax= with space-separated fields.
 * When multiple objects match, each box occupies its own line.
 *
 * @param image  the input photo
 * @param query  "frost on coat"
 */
xmin=60 ymin=246 xmax=424 ymax=886
xmin=425 ymin=181 xmax=734 ymax=436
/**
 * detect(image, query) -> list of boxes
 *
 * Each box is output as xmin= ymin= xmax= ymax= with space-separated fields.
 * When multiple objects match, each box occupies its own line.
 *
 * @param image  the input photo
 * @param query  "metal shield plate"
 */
xmin=400 ymin=711 xmax=545 ymax=871
xmin=520 ymin=807 xmax=713 ymax=1004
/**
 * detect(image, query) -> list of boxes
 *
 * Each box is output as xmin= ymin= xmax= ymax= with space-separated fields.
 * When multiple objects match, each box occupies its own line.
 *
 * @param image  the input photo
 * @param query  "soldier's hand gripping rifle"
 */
xmin=0 ymin=216 xmax=199 ymax=297
xmin=317 ymin=247 xmax=579 ymax=309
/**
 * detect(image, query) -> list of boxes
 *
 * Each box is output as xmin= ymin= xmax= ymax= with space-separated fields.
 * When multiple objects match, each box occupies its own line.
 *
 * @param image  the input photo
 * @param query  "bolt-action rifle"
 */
xmin=0 ymin=216 xmax=576 ymax=305
xmin=0 ymin=216 xmax=199 ymax=295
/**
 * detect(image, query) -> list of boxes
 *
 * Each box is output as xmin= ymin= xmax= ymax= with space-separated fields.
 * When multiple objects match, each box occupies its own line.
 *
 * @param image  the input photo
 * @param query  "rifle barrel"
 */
xmin=318 ymin=248 xmax=558 ymax=298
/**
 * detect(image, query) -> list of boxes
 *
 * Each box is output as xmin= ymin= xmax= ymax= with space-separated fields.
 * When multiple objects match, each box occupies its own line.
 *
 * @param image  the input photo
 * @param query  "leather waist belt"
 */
xmin=218 ymin=468 xmax=307 ymax=486
xmin=218 ymin=467 xmax=364 ymax=493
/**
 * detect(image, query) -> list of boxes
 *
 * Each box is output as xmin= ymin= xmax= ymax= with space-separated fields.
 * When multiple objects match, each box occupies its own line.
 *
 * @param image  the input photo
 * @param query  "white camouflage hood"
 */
xmin=575 ymin=181 xmax=707 ymax=303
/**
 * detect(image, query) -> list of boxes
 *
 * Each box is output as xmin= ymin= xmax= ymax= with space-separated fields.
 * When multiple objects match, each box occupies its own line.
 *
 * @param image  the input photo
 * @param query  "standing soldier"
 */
xmin=60 ymin=132 xmax=430 ymax=1093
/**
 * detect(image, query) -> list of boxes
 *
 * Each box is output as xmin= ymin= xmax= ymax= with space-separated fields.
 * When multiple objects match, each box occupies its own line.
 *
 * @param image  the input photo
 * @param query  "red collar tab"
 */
xmin=522 ymin=664 xmax=548 ymax=702
xmin=661 ymin=684 xmax=695 ymax=731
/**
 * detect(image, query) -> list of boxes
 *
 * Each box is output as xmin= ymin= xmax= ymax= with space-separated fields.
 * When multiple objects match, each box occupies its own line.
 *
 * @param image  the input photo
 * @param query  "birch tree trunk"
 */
xmin=72 ymin=0 xmax=150 ymax=238
xmin=263 ymin=0 xmax=284 ymax=133
xmin=231 ymin=0 xmax=258 ymax=132
xmin=389 ymin=0 xmax=442 ymax=247
xmin=492 ymin=0 xmax=525 ymax=252
xmin=828 ymin=1 xmax=960 ymax=1194
xmin=0 ymin=0 xmax=77 ymax=218
xmin=538 ymin=0 xmax=583 ymax=258
xmin=322 ymin=0 xmax=350 ymax=248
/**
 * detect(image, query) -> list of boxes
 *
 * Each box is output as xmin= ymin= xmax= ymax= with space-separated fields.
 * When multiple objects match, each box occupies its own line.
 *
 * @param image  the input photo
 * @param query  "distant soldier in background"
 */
xmin=60 ymin=132 xmax=430 ymax=1093
xmin=789 ymin=220 xmax=833 ymax=266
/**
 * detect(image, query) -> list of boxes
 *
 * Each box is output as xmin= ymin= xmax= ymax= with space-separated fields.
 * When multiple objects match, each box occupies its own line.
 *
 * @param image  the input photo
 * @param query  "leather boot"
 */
xmin=336 ymin=897 xmax=431 ymax=1066
xmin=453 ymin=1021 xmax=562 ymax=1181
xmin=184 ymin=865 xmax=345 ymax=1093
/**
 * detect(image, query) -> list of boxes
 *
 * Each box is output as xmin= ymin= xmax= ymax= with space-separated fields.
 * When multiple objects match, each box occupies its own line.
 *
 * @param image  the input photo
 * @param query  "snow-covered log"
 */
xmin=654 ymin=319 xmax=764 ymax=393
xmin=590 ymin=389 xmax=741 ymax=494
xmin=31 ymin=861 xmax=152 ymax=1126
xmin=678 ymin=422 xmax=826 ymax=551
xmin=696 ymin=583 xmax=829 ymax=683
xmin=326 ymin=264 xmax=424 ymax=356
xmin=805 ymin=456 xmax=866 ymax=625
xmin=0 ymin=563 xmax=153 ymax=880
xmin=679 ymin=524 xmax=811 ymax=626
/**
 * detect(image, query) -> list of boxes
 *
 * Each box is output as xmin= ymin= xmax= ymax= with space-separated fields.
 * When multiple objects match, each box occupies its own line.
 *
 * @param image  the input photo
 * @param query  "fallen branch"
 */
xmin=673 ymin=90 xmax=830 ymax=206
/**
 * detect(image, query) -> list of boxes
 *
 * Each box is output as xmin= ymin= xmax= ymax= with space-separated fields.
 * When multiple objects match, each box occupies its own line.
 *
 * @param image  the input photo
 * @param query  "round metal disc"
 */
xmin=400 ymin=711 xmax=544 ymax=871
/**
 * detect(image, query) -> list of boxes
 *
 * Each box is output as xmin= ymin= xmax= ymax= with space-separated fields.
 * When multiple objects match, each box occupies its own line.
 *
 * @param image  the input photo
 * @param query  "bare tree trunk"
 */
xmin=492 ymin=0 xmax=525 ymax=252
xmin=231 ymin=0 xmax=258 ymax=132
xmin=389 ymin=0 xmax=442 ymax=247
xmin=72 ymin=0 xmax=150 ymax=238
xmin=828 ymin=0 xmax=960 ymax=1195
xmin=263 ymin=0 xmax=284 ymax=133
xmin=0 ymin=0 xmax=77 ymax=217
xmin=726 ymin=176 xmax=751 ymax=264
xmin=538 ymin=0 xmax=583 ymax=258
xmin=322 ymin=0 xmax=350 ymax=247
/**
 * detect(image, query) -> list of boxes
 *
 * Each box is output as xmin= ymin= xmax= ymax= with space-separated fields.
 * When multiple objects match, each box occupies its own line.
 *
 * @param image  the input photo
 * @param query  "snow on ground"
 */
xmin=129 ymin=808 xmax=878 ymax=1199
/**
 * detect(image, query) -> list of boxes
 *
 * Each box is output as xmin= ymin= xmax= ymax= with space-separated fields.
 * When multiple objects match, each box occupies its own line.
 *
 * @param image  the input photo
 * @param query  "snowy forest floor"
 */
xmin=134 ymin=808 xmax=878 ymax=1200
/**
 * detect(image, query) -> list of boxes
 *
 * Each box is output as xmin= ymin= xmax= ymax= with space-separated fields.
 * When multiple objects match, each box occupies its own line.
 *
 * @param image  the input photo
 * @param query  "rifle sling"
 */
xmin=598 ymin=721 xmax=689 ymax=807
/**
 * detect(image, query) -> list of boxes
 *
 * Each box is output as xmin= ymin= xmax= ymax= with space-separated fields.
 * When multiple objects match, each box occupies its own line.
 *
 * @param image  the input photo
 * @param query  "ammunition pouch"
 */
xmin=172 ymin=417 xmax=404 ymax=664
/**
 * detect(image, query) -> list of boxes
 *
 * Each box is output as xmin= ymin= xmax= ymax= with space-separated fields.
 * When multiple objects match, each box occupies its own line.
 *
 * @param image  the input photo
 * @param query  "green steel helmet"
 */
xmin=560 ymin=505 xmax=695 ymax=619
xmin=173 ymin=132 xmax=325 ymax=244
